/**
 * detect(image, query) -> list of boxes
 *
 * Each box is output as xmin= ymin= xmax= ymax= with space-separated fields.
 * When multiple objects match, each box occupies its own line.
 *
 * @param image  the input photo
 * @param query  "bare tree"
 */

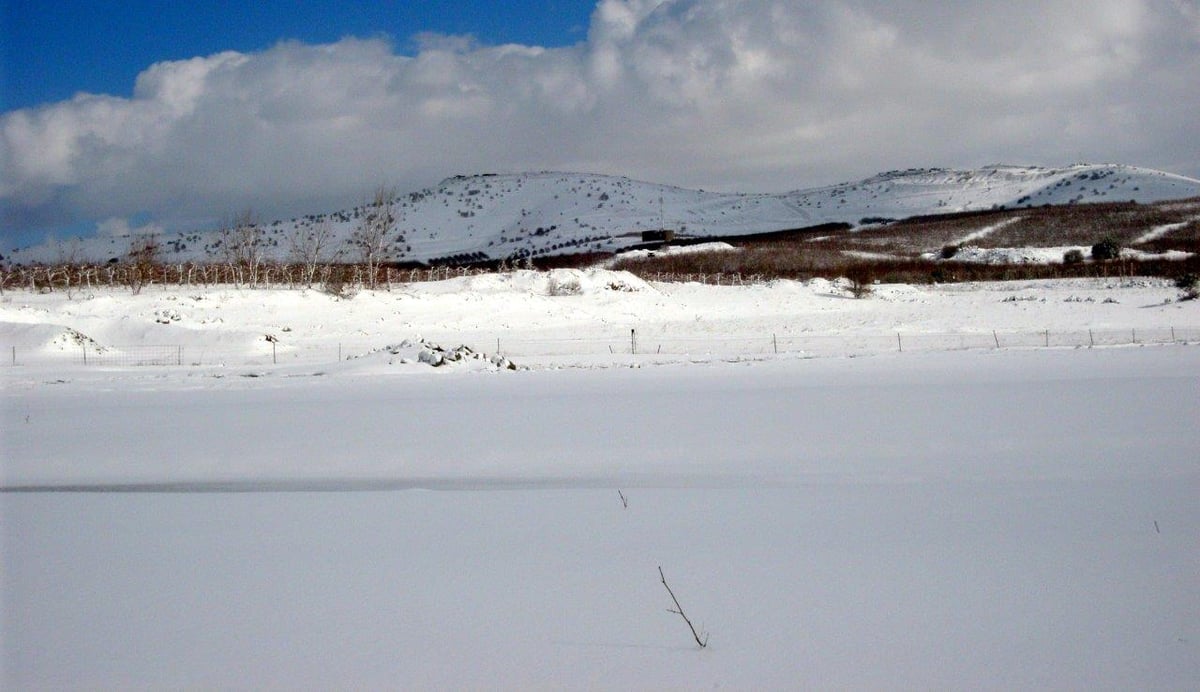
xmin=351 ymin=187 xmax=396 ymax=289
xmin=219 ymin=209 xmax=265 ymax=287
xmin=127 ymin=233 xmax=160 ymax=295
xmin=288 ymin=219 xmax=338 ymax=287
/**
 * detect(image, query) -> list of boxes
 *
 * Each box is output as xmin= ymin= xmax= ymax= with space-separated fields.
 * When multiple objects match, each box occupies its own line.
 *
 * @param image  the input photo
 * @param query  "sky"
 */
xmin=2 ymin=0 xmax=1199 ymax=249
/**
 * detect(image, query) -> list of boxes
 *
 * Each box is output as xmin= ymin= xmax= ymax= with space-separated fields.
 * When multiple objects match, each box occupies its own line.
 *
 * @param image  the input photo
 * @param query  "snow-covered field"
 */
xmin=2 ymin=269 xmax=1198 ymax=369
xmin=3 ymin=273 xmax=1199 ymax=689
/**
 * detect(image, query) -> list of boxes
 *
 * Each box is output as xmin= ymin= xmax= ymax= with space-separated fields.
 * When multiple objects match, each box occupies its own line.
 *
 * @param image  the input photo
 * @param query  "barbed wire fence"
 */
xmin=5 ymin=326 xmax=1197 ymax=369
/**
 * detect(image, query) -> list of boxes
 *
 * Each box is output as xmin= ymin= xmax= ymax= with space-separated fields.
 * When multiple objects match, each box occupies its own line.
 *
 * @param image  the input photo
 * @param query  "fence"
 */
xmin=0 ymin=264 xmax=497 ymax=293
xmin=485 ymin=326 xmax=1199 ymax=359
xmin=5 ymin=327 xmax=1197 ymax=369
xmin=79 ymin=345 xmax=184 ymax=367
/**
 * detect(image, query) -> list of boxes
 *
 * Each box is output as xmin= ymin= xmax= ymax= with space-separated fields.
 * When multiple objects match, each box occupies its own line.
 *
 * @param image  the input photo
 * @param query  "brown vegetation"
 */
xmin=4 ymin=197 xmax=1198 ymax=292
xmin=610 ymin=197 xmax=1200 ymax=285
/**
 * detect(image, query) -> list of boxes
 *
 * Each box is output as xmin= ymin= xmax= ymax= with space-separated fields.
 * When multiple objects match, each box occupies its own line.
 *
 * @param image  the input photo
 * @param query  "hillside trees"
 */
xmin=351 ymin=186 xmax=397 ymax=289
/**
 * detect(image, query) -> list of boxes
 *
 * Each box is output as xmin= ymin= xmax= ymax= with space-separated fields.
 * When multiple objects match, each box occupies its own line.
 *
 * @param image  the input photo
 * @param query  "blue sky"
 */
xmin=3 ymin=0 xmax=596 ymax=110
xmin=2 ymin=1 xmax=1199 ymax=250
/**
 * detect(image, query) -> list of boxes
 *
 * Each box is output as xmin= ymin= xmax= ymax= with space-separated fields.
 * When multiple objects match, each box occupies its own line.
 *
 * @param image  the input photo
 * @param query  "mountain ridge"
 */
xmin=7 ymin=163 xmax=1200 ymax=266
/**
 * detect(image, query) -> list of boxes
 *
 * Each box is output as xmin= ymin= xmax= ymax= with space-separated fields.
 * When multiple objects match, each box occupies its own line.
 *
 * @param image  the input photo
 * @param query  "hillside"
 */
xmin=7 ymin=164 xmax=1200 ymax=266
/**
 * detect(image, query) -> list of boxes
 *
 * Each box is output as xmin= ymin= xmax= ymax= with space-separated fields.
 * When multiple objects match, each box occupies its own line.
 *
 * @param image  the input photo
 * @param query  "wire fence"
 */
xmin=4 ymin=326 xmax=1198 ymax=369
xmin=487 ymin=326 xmax=1199 ymax=358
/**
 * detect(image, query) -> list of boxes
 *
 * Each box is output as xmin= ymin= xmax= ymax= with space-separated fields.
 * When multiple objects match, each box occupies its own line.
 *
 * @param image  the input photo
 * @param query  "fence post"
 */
xmin=11 ymin=346 xmax=15 ymax=366
xmin=631 ymin=328 xmax=637 ymax=355
xmin=1171 ymin=327 xmax=1176 ymax=343
xmin=1089 ymin=330 xmax=1094 ymax=348
xmin=993 ymin=330 xmax=1000 ymax=349
xmin=773 ymin=333 xmax=778 ymax=354
xmin=1131 ymin=328 xmax=1137 ymax=344
xmin=1044 ymin=330 xmax=1049 ymax=347
xmin=82 ymin=344 xmax=87 ymax=365
xmin=177 ymin=345 xmax=182 ymax=366
xmin=896 ymin=332 xmax=903 ymax=352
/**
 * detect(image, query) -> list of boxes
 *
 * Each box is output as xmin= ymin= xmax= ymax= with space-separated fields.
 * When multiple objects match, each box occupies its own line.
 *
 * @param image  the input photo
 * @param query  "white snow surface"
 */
xmin=952 ymin=216 xmax=1023 ymax=244
xmin=1134 ymin=216 xmax=1200 ymax=244
xmin=7 ymin=163 xmax=1200 ymax=266
xmin=924 ymin=245 xmax=1195 ymax=265
xmin=3 ymin=274 xmax=1200 ymax=689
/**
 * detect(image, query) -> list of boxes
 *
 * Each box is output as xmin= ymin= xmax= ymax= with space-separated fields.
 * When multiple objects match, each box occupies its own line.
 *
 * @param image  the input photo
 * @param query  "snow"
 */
xmin=952 ymin=216 xmax=1023 ymax=244
xmin=4 ymin=271 xmax=1196 ymax=369
xmin=1133 ymin=216 xmax=1200 ymax=244
xmin=611 ymin=241 xmax=739 ymax=262
xmin=7 ymin=163 xmax=1200 ymax=266
xmin=3 ymin=274 xmax=1200 ymax=688
xmin=923 ymin=245 xmax=1193 ymax=265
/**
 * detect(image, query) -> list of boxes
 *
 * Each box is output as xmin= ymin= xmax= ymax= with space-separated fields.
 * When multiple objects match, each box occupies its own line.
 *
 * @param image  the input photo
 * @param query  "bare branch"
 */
xmin=658 ymin=566 xmax=708 ymax=648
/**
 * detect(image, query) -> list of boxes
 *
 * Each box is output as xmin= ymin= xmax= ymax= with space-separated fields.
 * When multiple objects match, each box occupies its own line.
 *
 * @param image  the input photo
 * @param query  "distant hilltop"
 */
xmin=7 ymin=163 xmax=1200 ymax=266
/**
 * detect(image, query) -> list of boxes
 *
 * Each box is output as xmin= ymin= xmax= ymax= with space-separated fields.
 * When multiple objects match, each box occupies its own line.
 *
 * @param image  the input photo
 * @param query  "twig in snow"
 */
xmin=1154 ymin=520 xmax=1160 ymax=534
xmin=618 ymin=489 xmax=628 ymax=508
xmin=658 ymin=566 xmax=708 ymax=648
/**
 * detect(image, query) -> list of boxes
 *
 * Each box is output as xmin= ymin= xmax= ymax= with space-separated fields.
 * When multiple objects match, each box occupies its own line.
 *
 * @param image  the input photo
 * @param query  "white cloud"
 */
xmin=2 ymin=0 xmax=1198 ymax=238
xmin=96 ymin=217 xmax=164 ymax=238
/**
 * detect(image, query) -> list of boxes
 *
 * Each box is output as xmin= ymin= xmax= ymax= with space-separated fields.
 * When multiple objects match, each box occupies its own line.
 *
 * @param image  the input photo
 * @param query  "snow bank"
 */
xmin=422 ymin=268 xmax=650 ymax=296
xmin=612 ymin=241 xmax=739 ymax=262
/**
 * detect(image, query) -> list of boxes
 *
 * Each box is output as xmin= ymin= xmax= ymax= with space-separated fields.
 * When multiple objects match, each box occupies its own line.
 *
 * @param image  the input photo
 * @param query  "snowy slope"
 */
xmin=7 ymin=164 xmax=1200 ymax=266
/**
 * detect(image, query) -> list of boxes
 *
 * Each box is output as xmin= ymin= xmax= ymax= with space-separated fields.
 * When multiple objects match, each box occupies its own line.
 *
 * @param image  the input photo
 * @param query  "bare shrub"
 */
xmin=1175 ymin=273 xmax=1200 ymax=301
xmin=126 ymin=234 xmax=160 ymax=295
xmin=846 ymin=267 xmax=874 ymax=298
xmin=1091 ymin=236 xmax=1122 ymax=261
xmin=321 ymin=264 xmax=355 ymax=298
xmin=546 ymin=273 xmax=583 ymax=296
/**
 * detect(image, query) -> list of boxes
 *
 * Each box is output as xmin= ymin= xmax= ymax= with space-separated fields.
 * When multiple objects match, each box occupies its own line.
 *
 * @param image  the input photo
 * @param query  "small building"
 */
xmin=641 ymin=229 xmax=675 ymax=244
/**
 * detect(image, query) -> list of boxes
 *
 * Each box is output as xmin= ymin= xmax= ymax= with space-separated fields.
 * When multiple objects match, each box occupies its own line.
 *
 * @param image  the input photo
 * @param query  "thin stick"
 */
xmin=618 ymin=489 xmax=628 ymax=508
xmin=658 ymin=566 xmax=708 ymax=648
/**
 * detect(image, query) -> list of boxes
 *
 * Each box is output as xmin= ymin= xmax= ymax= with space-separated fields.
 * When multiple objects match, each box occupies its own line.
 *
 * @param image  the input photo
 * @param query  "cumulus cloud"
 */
xmin=2 ymin=0 xmax=1198 ymax=239
xmin=96 ymin=217 xmax=164 ymax=238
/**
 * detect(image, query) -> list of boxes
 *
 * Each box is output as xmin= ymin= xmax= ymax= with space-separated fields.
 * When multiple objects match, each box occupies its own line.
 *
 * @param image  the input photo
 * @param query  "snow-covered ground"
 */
xmin=2 ymin=269 xmax=1198 ymax=369
xmin=3 ymin=273 xmax=1199 ymax=688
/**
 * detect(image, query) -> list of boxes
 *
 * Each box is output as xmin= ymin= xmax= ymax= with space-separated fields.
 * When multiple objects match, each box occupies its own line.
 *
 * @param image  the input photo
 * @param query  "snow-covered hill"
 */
xmin=8 ymin=164 xmax=1200 ymax=266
